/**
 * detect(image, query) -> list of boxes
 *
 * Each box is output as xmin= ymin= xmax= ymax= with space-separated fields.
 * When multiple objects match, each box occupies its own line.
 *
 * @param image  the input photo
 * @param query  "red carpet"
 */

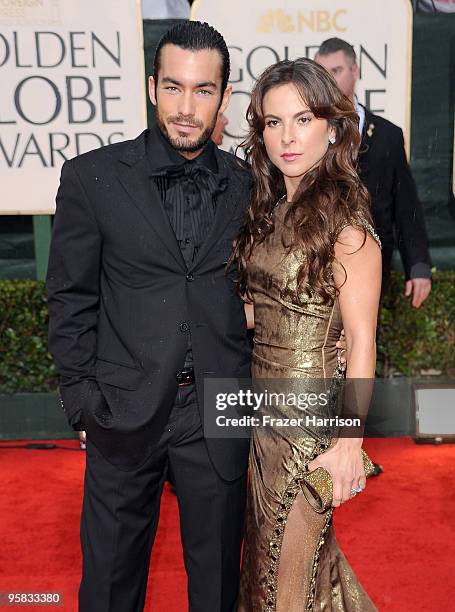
xmin=0 ymin=437 xmax=454 ymax=611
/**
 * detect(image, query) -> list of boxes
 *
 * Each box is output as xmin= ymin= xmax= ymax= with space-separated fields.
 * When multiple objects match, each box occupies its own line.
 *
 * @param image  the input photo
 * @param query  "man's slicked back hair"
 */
xmin=317 ymin=37 xmax=357 ymax=64
xmin=153 ymin=21 xmax=230 ymax=93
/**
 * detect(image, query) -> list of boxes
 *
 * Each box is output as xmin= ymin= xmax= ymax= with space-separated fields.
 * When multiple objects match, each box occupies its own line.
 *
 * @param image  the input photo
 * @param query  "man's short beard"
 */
xmin=155 ymin=109 xmax=218 ymax=153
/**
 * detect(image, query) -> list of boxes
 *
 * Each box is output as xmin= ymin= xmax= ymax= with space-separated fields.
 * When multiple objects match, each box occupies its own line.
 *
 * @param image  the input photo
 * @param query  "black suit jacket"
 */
xmin=46 ymin=130 xmax=252 ymax=477
xmin=358 ymin=106 xmax=431 ymax=289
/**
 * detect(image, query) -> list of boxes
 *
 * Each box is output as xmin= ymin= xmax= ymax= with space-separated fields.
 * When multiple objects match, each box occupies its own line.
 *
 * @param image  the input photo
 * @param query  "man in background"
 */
xmin=211 ymin=112 xmax=229 ymax=147
xmin=316 ymin=38 xmax=432 ymax=307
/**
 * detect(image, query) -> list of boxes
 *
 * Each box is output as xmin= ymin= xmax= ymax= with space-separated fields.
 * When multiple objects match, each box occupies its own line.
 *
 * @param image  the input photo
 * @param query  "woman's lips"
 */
xmin=281 ymin=153 xmax=301 ymax=162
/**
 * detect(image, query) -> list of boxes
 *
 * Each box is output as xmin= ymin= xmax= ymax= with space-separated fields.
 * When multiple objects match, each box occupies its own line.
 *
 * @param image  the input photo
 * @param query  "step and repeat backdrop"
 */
xmin=192 ymin=0 xmax=413 ymax=155
xmin=0 ymin=0 xmax=147 ymax=214
xmin=0 ymin=0 xmax=453 ymax=262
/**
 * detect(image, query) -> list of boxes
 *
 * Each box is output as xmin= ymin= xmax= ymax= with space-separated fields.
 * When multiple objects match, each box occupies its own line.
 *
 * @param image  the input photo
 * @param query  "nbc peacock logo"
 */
xmin=257 ymin=8 xmax=348 ymax=33
xmin=257 ymin=9 xmax=294 ymax=33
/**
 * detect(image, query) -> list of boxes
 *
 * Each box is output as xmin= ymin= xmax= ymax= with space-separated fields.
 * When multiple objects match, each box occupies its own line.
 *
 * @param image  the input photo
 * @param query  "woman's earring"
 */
xmin=329 ymin=136 xmax=336 ymax=144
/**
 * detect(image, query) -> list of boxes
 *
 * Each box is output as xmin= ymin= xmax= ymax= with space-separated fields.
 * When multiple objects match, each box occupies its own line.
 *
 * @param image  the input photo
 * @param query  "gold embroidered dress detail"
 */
xmin=238 ymin=199 xmax=378 ymax=611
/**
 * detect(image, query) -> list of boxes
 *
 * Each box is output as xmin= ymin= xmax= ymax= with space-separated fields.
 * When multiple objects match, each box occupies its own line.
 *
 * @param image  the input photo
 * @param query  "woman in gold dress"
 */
xmin=234 ymin=58 xmax=382 ymax=611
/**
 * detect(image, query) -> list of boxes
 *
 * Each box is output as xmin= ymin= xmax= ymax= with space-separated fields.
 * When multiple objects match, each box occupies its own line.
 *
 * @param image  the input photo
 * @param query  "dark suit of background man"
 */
xmin=46 ymin=22 xmax=252 ymax=612
xmin=316 ymin=38 xmax=432 ymax=307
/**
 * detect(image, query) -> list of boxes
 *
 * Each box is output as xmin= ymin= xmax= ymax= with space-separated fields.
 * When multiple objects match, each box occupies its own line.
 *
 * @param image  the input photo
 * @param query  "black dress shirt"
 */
xmin=146 ymin=126 xmax=226 ymax=369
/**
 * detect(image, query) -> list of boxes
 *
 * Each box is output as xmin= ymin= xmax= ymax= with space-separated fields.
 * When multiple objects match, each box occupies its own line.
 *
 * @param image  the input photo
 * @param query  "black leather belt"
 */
xmin=176 ymin=367 xmax=195 ymax=386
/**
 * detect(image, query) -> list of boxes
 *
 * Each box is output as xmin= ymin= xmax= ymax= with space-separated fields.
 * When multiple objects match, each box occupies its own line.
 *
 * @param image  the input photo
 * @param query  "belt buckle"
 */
xmin=178 ymin=379 xmax=192 ymax=387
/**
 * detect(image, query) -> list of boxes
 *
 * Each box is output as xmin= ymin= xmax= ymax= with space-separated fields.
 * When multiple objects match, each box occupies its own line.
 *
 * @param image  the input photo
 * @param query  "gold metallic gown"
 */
xmin=238 ymin=201 xmax=379 ymax=611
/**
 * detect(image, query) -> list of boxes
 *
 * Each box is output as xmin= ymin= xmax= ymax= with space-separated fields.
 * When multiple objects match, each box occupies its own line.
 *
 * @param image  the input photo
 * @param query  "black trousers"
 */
xmin=79 ymin=384 xmax=247 ymax=612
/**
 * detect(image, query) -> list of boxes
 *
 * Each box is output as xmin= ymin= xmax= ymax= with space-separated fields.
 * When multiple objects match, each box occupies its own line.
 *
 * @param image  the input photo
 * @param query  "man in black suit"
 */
xmin=316 ymin=38 xmax=432 ymax=306
xmin=46 ymin=22 xmax=252 ymax=612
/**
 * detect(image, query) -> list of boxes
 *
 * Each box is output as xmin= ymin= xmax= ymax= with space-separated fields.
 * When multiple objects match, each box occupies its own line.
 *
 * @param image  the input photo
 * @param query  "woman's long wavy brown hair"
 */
xmin=232 ymin=57 xmax=372 ymax=303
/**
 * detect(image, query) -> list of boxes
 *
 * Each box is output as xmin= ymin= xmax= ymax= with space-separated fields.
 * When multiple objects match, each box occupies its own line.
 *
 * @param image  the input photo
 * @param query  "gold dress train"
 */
xmin=238 ymin=201 xmax=379 ymax=611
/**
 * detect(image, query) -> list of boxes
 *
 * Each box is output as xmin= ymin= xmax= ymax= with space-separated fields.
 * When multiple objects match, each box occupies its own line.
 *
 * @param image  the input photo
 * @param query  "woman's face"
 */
xmin=261 ymin=83 xmax=335 ymax=191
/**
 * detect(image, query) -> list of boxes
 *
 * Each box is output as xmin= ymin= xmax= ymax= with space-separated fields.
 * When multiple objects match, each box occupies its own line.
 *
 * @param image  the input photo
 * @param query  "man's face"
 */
xmin=315 ymin=50 xmax=358 ymax=100
xmin=149 ymin=44 xmax=231 ymax=157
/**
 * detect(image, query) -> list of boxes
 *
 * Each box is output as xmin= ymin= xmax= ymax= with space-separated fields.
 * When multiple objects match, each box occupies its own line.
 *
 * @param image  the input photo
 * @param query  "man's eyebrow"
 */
xmin=195 ymin=81 xmax=217 ymax=89
xmin=161 ymin=77 xmax=217 ymax=89
xmin=263 ymin=110 xmax=312 ymax=120
xmin=161 ymin=77 xmax=182 ymax=86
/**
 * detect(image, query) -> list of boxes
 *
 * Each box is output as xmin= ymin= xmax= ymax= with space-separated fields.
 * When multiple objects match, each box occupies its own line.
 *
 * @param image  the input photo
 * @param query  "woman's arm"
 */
xmin=308 ymin=226 xmax=381 ymax=506
xmin=334 ymin=225 xmax=382 ymax=379
xmin=244 ymin=302 xmax=254 ymax=329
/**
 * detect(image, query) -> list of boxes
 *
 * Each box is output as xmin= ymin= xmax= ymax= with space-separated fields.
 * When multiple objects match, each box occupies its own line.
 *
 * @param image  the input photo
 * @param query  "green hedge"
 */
xmin=0 ymin=281 xmax=57 ymax=393
xmin=0 ymin=272 xmax=454 ymax=393
xmin=377 ymin=270 xmax=455 ymax=377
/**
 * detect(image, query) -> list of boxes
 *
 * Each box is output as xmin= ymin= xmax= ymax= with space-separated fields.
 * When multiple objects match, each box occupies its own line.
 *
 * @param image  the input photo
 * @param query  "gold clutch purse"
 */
xmin=300 ymin=449 xmax=375 ymax=513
